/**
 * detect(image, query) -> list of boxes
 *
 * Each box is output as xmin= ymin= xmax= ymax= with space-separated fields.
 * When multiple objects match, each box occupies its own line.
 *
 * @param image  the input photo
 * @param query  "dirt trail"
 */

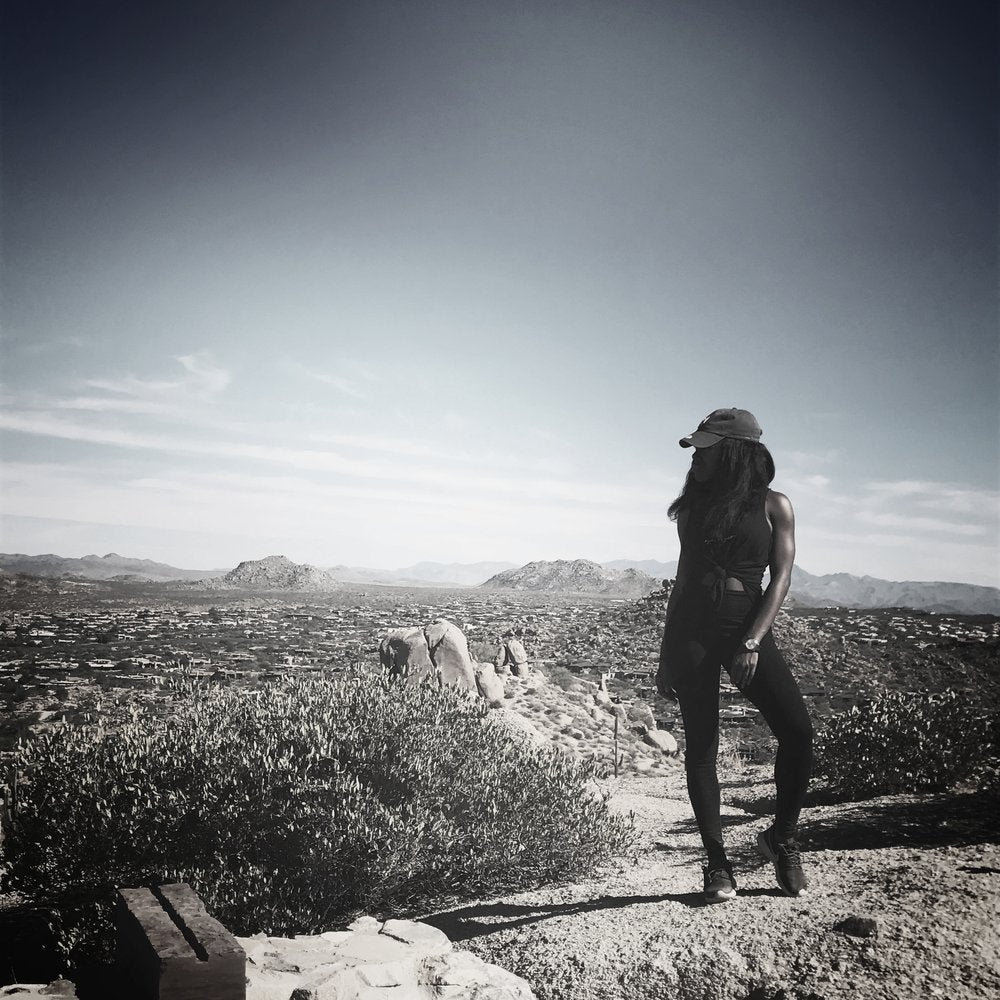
xmin=423 ymin=767 xmax=1000 ymax=1000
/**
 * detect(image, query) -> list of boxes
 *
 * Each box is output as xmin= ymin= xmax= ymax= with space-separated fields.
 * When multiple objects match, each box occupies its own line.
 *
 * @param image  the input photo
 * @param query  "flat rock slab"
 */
xmin=239 ymin=917 xmax=535 ymax=1000
xmin=0 ymin=983 xmax=77 ymax=998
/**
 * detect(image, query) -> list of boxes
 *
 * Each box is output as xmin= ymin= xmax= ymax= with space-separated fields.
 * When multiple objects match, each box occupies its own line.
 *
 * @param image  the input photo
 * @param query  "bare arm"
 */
xmin=747 ymin=490 xmax=795 ymax=642
xmin=728 ymin=490 xmax=795 ymax=689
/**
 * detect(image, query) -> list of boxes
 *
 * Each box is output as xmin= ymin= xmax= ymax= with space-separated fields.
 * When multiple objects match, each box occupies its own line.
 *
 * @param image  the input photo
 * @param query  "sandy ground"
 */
xmin=421 ymin=763 xmax=1000 ymax=1000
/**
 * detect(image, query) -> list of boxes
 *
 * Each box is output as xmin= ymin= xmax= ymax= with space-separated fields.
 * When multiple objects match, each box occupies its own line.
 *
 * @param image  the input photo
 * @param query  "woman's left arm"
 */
xmin=728 ymin=491 xmax=795 ymax=689
xmin=750 ymin=491 xmax=795 ymax=639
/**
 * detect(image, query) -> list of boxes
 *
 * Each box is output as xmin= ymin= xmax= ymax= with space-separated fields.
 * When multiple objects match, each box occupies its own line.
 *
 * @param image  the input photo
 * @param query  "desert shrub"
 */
xmin=537 ymin=663 xmax=582 ymax=692
xmin=812 ymin=687 xmax=998 ymax=801
xmin=468 ymin=639 xmax=502 ymax=664
xmin=715 ymin=731 xmax=750 ymax=778
xmin=2 ymin=671 xmax=632 ymax=963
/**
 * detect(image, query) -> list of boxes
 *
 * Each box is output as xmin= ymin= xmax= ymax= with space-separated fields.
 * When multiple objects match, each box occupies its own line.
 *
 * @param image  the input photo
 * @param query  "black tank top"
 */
xmin=682 ymin=492 xmax=772 ymax=610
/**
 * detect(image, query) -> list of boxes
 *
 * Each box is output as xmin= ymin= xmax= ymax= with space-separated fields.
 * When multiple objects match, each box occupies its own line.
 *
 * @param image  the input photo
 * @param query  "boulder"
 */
xmin=491 ymin=644 xmax=509 ymax=673
xmin=379 ymin=620 xmax=476 ymax=691
xmin=474 ymin=663 xmax=506 ymax=708
xmin=643 ymin=729 xmax=679 ymax=755
xmin=423 ymin=619 xmax=477 ymax=690
xmin=379 ymin=627 xmax=435 ymax=683
xmin=504 ymin=638 xmax=528 ymax=673
xmin=626 ymin=702 xmax=656 ymax=731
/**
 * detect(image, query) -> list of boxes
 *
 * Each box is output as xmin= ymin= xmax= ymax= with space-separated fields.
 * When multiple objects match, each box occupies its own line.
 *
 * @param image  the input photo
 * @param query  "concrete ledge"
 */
xmin=116 ymin=883 xmax=246 ymax=1000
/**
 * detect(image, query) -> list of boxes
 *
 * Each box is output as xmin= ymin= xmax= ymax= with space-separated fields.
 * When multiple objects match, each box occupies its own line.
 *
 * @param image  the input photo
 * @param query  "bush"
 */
xmin=537 ymin=663 xmax=583 ymax=692
xmin=2 ymin=671 xmax=632 ymax=963
xmin=469 ymin=639 xmax=502 ymax=664
xmin=812 ymin=688 xmax=998 ymax=801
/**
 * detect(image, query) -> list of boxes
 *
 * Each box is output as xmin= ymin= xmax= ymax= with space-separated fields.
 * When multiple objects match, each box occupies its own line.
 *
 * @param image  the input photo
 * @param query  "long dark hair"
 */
xmin=668 ymin=438 xmax=775 ymax=544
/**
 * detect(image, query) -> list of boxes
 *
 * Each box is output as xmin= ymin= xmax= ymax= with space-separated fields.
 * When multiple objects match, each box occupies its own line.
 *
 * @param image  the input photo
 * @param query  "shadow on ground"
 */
xmin=732 ymin=787 xmax=999 ymax=850
xmin=424 ymin=890 xmax=709 ymax=941
xmin=652 ymin=812 xmax=759 ymax=854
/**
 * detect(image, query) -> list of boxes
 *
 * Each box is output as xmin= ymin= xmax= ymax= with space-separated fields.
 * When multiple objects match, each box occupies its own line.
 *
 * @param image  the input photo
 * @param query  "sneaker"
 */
xmin=703 ymin=864 xmax=737 ymax=904
xmin=757 ymin=826 xmax=809 ymax=897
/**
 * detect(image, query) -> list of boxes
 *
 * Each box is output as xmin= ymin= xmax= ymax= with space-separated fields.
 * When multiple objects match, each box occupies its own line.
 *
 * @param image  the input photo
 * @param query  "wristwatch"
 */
xmin=742 ymin=637 xmax=761 ymax=652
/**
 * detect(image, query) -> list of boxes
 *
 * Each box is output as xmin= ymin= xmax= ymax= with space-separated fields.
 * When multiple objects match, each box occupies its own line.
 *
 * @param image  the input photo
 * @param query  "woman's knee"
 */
xmin=775 ymin=710 xmax=813 ymax=750
xmin=682 ymin=731 xmax=720 ymax=771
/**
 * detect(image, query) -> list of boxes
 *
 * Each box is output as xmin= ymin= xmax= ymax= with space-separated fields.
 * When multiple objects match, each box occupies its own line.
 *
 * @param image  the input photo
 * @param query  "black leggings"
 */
xmin=661 ymin=591 xmax=813 ymax=865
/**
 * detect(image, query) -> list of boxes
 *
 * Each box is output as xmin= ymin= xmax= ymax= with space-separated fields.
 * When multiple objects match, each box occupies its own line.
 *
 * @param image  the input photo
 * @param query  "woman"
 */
xmin=656 ymin=407 xmax=813 ymax=903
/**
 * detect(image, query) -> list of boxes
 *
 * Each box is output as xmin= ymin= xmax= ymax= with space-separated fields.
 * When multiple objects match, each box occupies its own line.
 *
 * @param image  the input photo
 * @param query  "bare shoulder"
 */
xmin=765 ymin=490 xmax=795 ymax=523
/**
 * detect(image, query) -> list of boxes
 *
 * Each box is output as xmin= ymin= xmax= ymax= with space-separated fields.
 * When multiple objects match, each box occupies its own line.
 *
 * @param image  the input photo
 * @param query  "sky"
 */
xmin=1 ymin=0 xmax=997 ymax=585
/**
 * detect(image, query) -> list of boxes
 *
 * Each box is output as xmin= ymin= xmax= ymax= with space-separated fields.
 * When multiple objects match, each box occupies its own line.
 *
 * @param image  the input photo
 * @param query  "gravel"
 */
xmin=422 ymin=767 xmax=1000 ymax=1000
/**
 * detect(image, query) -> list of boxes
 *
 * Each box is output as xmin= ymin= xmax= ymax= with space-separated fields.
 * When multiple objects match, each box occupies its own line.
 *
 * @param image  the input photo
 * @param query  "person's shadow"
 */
xmin=422 ymin=883 xmax=781 ymax=942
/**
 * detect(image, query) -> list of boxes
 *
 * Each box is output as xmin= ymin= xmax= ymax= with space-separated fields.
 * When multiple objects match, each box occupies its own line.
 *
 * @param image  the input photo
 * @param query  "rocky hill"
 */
xmin=790 ymin=567 xmax=1000 ymax=615
xmin=480 ymin=560 xmax=658 ymax=597
xmin=0 ymin=552 xmax=224 ymax=582
xmin=220 ymin=555 xmax=339 ymax=590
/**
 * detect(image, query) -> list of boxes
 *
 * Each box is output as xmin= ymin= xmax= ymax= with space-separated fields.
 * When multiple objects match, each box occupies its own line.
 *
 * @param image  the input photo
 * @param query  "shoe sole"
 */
xmin=705 ymin=888 xmax=736 ymax=904
xmin=756 ymin=830 xmax=808 ymax=897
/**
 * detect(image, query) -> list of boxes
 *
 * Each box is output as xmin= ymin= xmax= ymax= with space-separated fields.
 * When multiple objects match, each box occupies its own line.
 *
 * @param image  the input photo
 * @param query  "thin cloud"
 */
xmin=856 ymin=510 xmax=987 ymax=537
xmin=54 ymin=396 xmax=174 ymax=414
xmin=84 ymin=376 xmax=183 ymax=395
xmin=3 ymin=460 xmax=666 ymax=559
xmin=82 ymin=352 xmax=230 ymax=398
xmin=783 ymin=448 xmax=841 ymax=467
xmin=284 ymin=360 xmax=370 ymax=400
xmin=0 ymin=410 xmax=665 ymax=508
xmin=177 ymin=352 xmax=231 ymax=394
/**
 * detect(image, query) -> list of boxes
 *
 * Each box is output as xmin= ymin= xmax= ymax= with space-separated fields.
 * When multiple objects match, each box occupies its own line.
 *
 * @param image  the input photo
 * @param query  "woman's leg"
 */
xmin=743 ymin=631 xmax=814 ymax=841
xmin=668 ymin=632 xmax=728 ymax=865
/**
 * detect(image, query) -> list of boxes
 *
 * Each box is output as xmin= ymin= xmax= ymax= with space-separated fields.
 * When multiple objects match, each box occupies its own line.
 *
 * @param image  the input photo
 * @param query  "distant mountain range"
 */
xmin=2 ymin=551 xmax=997 ymax=614
xmin=0 ymin=552 xmax=226 ymax=583
xmin=323 ymin=561 xmax=519 ymax=587
xmin=788 ymin=567 xmax=999 ymax=616
xmin=603 ymin=558 xmax=678 ymax=581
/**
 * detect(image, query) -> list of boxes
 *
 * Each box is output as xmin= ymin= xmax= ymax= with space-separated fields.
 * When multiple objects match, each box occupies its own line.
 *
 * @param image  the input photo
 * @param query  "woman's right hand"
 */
xmin=655 ymin=663 xmax=678 ymax=702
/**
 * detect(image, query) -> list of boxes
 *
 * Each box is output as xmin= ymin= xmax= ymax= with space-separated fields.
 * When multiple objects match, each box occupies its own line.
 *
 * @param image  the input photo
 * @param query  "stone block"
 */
xmin=116 ymin=883 xmax=246 ymax=1000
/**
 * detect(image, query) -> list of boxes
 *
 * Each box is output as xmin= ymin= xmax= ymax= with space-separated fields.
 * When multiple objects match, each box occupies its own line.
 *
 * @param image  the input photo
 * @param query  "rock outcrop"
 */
xmin=0 ymin=983 xmax=76 ymax=998
xmin=238 ymin=916 xmax=536 ymax=1000
xmin=379 ymin=619 xmax=477 ymax=691
xmin=474 ymin=663 xmax=506 ymax=707
xmin=481 ymin=560 xmax=658 ymax=597
xmin=503 ymin=637 xmax=529 ymax=675
xmin=221 ymin=555 xmax=339 ymax=590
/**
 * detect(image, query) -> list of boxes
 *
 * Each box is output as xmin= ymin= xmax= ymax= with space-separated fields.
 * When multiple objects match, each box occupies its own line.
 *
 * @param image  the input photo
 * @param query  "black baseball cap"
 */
xmin=679 ymin=408 xmax=763 ymax=448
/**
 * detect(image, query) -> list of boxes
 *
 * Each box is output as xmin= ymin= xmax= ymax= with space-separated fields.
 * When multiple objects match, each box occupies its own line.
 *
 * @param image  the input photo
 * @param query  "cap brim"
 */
xmin=679 ymin=431 xmax=724 ymax=448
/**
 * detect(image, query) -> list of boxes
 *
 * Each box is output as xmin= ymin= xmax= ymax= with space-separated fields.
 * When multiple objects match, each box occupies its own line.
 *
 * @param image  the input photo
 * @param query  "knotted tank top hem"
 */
xmin=683 ymin=495 xmax=772 ymax=613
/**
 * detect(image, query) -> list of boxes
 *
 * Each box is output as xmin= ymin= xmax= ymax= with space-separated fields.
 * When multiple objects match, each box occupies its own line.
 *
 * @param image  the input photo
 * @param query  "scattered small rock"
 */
xmin=833 ymin=915 xmax=879 ymax=938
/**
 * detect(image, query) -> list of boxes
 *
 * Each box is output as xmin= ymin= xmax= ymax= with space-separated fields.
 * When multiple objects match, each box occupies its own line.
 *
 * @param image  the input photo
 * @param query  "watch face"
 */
xmin=744 ymin=638 xmax=759 ymax=651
